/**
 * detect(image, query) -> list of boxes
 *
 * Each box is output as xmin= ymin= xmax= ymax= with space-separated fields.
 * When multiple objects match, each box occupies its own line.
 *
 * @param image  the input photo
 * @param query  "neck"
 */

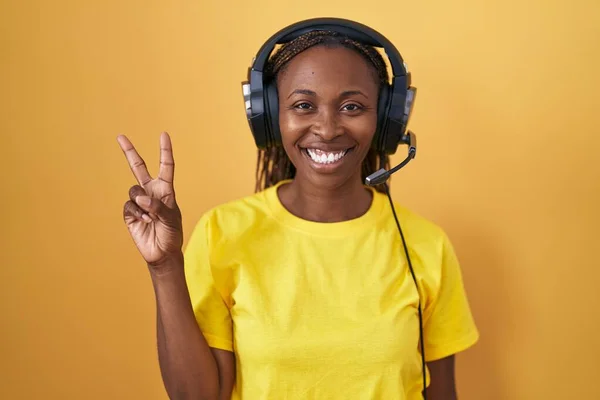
xmin=278 ymin=175 xmax=373 ymax=223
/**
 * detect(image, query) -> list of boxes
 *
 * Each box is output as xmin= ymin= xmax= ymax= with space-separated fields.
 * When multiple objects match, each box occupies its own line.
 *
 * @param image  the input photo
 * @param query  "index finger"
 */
xmin=158 ymin=132 xmax=175 ymax=184
xmin=117 ymin=135 xmax=153 ymax=186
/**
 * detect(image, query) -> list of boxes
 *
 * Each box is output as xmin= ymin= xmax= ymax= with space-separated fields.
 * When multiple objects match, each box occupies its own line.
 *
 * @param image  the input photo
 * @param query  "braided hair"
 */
xmin=255 ymin=30 xmax=391 ymax=193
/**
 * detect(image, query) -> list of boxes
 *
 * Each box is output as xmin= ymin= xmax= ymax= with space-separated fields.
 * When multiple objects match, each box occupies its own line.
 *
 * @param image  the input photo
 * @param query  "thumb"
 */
xmin=134 ymin=195 xmax=171 ymax=222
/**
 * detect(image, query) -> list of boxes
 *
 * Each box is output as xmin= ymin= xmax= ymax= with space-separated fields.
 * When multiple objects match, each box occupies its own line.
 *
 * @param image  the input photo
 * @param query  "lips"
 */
xmin=307 ymin=148 xmax=347 ymax=164
xmin=301 ymin=147 xmax=354 ymax=165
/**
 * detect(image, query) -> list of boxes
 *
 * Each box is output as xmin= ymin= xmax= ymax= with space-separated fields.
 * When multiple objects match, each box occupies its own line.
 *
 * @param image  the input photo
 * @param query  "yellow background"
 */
xmin=2 ymin=0 xmax=599 ymax=399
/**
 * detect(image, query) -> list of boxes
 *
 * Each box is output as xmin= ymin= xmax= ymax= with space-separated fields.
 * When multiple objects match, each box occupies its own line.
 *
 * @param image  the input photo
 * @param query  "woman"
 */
xmin=118 ymin=20 xmax=478 ymax=400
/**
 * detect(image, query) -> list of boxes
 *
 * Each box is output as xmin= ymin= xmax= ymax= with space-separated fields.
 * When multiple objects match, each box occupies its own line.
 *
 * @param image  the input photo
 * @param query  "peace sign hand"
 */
xmin=117 ymin=132 xmax=184 ymax=269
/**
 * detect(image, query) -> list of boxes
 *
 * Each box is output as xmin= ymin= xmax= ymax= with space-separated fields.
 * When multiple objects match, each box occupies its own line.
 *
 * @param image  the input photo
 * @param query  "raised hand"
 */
xmin=117 ymin=132 xmax=183 ymax=268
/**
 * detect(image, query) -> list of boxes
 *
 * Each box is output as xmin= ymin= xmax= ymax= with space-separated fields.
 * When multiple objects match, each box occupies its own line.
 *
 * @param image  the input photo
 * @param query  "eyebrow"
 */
xmin=287 ymin=89 xmax=316 ymax=99
xmin=340 ymin=90 xmax=368 ymax=99
xmin=287 ymin=89 xmax=369 ymax=99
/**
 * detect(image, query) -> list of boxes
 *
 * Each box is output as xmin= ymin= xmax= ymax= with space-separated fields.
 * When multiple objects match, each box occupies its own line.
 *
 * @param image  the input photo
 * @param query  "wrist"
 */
xmin=147 ymin=252 xmax=185 ymax=278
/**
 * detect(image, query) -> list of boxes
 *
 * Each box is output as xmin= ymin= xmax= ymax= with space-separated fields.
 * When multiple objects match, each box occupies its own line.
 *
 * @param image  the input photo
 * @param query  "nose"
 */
xmin=311 ymin=108 xmax=343 ymax=141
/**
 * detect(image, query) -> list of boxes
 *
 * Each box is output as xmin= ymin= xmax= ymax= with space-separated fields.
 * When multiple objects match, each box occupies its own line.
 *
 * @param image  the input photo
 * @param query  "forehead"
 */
xmin=276 ymin=45 xmax=378 ymax=90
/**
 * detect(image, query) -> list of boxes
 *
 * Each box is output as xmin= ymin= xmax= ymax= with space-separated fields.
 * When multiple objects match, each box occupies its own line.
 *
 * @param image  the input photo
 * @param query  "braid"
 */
xmin=255 ymin=30 xmax=391 ymax=194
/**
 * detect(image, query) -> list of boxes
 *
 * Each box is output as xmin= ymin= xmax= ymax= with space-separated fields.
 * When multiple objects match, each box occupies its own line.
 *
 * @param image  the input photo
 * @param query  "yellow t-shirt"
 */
xmin=184 ymin=180 xmax=479 ymax=399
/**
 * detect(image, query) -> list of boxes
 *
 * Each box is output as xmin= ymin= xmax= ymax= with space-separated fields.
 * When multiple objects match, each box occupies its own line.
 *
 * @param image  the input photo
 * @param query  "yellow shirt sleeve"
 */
xmin=183 ymin=212 xmax=234 ymax=352
xmin=422 ymin=231 xmax=479 ymax=362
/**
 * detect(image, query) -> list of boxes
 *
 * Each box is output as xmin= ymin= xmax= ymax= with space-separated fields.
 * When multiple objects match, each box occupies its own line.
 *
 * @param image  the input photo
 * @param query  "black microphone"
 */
xmin=365 ymin=131 xmax=417 ymax=186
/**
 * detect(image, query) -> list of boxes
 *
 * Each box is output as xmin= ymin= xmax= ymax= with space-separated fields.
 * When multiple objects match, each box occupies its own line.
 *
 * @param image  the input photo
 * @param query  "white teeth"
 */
xmin=306 ymin=149 xmax=348 ymax=164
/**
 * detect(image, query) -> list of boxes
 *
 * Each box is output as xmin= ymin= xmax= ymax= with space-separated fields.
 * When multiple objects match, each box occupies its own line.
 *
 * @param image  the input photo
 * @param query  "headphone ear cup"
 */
xmin=375 ymin=84 xmax=391 ymax=153
xmin=264 ymin=82 xmax=281 ymax=147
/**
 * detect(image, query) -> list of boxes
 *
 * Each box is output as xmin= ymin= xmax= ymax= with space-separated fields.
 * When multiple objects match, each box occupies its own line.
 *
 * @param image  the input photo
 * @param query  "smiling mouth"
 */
xmin=302 ymin=147 xmax=353 ymax=165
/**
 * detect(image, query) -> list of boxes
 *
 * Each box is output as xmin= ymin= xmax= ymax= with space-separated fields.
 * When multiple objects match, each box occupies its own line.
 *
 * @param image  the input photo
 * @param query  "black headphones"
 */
xmin=241 ymin=17 xmax=417 ymax=155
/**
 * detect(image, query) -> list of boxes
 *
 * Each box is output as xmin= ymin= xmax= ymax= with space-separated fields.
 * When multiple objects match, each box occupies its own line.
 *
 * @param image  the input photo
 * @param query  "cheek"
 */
xmin=346 ymin=113 xmax=378 ymax=147
xmin=279 ymin=112 xmax=305 ymax=135
xmin=276 ymin=112 xmax=302 ymax=163
xmin=357 ymin=113 xmax=378 ymax=137
xmin=278 ymin=111 xmax=308 ymax=150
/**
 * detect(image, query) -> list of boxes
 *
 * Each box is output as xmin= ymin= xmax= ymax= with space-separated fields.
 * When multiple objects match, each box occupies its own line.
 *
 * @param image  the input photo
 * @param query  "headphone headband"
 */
xmin=251 ymin=17 xmax=407 ymax=78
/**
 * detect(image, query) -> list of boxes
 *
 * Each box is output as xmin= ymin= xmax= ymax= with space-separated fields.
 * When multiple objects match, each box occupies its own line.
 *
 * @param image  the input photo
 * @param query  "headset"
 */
xmin=241 ymin=17 xmax=427 ymax=398
xmin=241 ymin=17 xmax=416 ymax=157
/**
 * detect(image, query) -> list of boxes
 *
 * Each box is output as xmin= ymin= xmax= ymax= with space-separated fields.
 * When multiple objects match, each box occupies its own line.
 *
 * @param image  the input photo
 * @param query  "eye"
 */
xmin=294 ymin=102 xmax=313 ymax=110
xmin=342 ymin=103 xmax=363 ymax=112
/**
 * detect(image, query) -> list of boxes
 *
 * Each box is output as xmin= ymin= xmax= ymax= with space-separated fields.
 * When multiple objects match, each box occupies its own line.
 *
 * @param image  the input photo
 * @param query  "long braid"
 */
xmin=255 ymin=30 xmax=391 ymax=193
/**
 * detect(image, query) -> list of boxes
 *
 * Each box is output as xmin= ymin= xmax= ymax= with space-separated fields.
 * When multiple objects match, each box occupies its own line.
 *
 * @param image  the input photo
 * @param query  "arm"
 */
xmin=116 ymin=134 xmax=235 ymax=399
xmin=426 ymin=355 xmax=457 ymax=400
xmin=152 ymin=255 xmax=233 ymax=400
xmin=212 ymin=349 xmax=235 ymax=400
xmin=420 ymin=232 xmax=479 ymax=399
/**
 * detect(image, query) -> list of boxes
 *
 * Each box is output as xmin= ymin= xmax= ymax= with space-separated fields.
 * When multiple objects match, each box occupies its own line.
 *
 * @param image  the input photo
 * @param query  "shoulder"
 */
xmin=189 ymin=186 xmax=278 ymax=244
xmin=373 ymin=192 xmax=459 ymax=286
xmin=373 ymin=191 xmax=450 ymax=251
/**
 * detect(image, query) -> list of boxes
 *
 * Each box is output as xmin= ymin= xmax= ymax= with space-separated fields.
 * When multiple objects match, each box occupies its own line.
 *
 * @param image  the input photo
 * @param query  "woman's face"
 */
xmin=276 ymin=45 xmax=380 ymax=189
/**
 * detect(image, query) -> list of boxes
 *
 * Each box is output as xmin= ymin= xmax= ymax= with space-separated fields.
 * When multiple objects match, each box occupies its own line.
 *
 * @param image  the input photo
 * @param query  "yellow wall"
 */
xmin=2 ymin=0 xmax=598 ymax=399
